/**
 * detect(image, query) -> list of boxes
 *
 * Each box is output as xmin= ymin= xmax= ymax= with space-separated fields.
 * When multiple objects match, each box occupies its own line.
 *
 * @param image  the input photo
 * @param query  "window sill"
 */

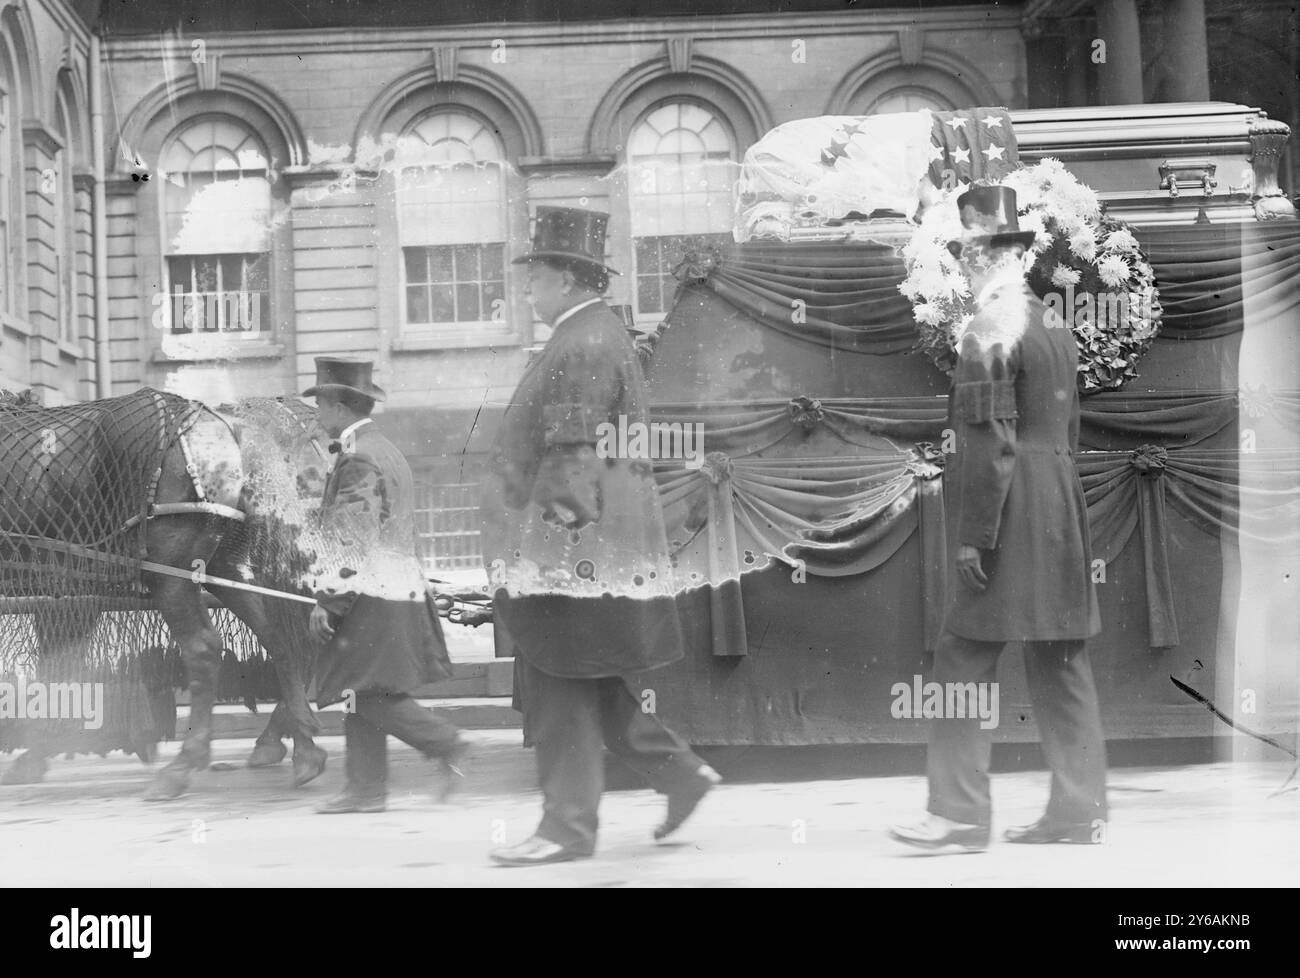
xmin=392 ymin=327 xmax=520 ymax=352
xmin=152 ymin=340 xmax=286 ymax=364
xmin=57 ymin=340 xmax=86 ymax=359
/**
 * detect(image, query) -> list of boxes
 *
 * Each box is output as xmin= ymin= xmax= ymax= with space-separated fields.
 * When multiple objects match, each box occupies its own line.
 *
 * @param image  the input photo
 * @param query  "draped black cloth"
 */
xmin=653 ymin=389 xmax=1300 ymax=655
xmin=674 ymin=222 xmax=1300 ymax=351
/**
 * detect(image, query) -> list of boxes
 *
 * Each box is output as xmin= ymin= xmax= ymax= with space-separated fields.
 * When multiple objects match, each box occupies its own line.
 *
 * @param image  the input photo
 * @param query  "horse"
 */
xmin=0 ymin=388 xmax=329 ymax=799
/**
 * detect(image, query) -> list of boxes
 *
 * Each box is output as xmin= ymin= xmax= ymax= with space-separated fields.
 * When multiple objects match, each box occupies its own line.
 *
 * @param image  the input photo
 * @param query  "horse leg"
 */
xmin=203 ymin=578 xmax=325 ymax=786
xmin=143 ymin=576 xmax=223 ymax=801
xmin=248 ymin=702 xmax=290 ymax=767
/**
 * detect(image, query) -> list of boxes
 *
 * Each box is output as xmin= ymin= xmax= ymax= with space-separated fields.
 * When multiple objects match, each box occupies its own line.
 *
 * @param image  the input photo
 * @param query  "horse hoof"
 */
xmin=292 ymin=745 xmax=327 ymax=787
xmin=247 ymin=740 xmax=288 ymax=768
xmin=1 ymin=754 xmax=48 ymax=785
xmin=143 ymin=769 xmax=191 ymax=801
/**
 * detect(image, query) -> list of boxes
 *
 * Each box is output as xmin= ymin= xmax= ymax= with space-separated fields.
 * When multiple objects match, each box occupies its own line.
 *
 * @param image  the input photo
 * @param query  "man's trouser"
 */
xmin=926 ymin=630 xmax=1108 ymax=827
xmin=518 ymin=657 xmax=708 ymax=854
xmin=343 ymin=692 xmax=461 ymax=799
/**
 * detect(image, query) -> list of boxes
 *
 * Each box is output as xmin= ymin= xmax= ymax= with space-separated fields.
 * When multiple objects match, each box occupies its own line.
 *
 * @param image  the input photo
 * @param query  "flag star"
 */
xmin=929 ymin=141 xmax=944 ymax=162
xmin=982 ymin=116 xmax=1003 ymax=131
xmin=982 ymin=144 xmax=1006 ymax=162
xmin=944 ymin=116 xmax=968 ymax=131
xmin=953 ymin=146 xmax=971 ymax=164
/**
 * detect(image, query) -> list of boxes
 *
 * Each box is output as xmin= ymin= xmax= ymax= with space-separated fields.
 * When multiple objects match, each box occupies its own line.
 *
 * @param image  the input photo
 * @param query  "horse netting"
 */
xmin=0 ymin=389 xmax=325 ymax=758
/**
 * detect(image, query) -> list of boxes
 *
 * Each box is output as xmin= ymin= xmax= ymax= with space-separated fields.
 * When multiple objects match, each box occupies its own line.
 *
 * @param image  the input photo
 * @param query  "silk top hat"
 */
xmin=948 ymin=185 xmax=1037 ymax=257
xmin=302 ymin=356 xmax=387 ymax=402
xmin=512 ymin=206 xmax=620 ymax=275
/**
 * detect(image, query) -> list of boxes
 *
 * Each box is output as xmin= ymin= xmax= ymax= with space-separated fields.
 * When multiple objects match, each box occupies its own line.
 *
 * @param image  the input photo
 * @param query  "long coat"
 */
xmin=942 ymin=276 xmax=1101 ymax=642
xmin=310 ymin=422 xmax=451 ymax=706
xmin=479 ymin=299 xmax=684 ymax=678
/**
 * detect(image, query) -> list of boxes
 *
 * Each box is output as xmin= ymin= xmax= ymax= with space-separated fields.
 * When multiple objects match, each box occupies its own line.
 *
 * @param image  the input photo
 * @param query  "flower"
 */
xmin=1068 ymin=227 xmax=1097 ymax=261
xmin=1104 ymin=228 xmax=1140 ymax=253
xmin=1050 ymin=263 xmax=1082 ymax=288
xmin=914 ymin=303 xmax=948 ymax=326
xmin=1097 ymin=254 xmax=1132 ymax=288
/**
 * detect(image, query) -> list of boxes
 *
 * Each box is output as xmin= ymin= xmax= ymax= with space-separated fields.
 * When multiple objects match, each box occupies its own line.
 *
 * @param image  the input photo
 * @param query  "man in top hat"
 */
xmin=890 ymin=185 xmax=1108 ymax=852
xmin=302 ymin=356 xmax=468 ymax=813
xmin=479 ymin=206 xmax=720 ymax=866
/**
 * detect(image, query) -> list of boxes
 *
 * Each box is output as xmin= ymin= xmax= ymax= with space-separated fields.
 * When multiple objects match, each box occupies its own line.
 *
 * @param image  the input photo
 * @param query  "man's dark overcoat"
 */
xmin=480 ymin=299 xmax=684 ymax=679
xmin=943 ymin=277 xmax=1101 ymax=641
xmin=311 ymin=422 xmax=451 ymax=706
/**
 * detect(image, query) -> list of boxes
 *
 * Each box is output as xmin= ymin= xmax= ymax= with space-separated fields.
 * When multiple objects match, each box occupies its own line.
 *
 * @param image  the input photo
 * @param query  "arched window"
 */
xmin=627 ymin=101 xmax=735 ymax=319
xmin=54 ymin=92 xmax=78 ymax=344
xmin=864 ymin=87 xmax=954 ymax=115
xmin=159 ymin=116 xmax=272 ymax=335
xmin=396 ymin=110 xmax=506 ymax=329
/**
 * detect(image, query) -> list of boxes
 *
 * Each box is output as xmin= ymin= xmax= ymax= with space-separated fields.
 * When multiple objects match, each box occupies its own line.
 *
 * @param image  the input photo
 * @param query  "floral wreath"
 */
xmin=900 ymin=158 xmax=1162 ymax=393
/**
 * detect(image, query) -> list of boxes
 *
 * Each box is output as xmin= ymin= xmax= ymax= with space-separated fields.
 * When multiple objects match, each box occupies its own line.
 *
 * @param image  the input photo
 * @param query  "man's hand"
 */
xmin=309 ymin=605 xmax=336 ymax=642
xmin=956 ymin=544 xmax=989 ymax=593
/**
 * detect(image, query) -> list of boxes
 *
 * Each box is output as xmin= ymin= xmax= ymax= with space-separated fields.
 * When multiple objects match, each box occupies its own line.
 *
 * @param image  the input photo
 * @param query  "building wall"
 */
xmin=98 ymin=7 xmax=1027 ymax=425
xmin=0 ymin=0 xmax=94 ymax=404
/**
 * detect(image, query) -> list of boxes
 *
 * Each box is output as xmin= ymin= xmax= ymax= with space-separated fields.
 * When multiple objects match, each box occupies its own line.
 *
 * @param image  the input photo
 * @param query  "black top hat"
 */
xmin=302 ymin=357 xmax=387 ymax=402
xmin=949 ymin=185 xmax=1037 ymax=255
xmin=511 ymin=206 xmax=620 ymax=275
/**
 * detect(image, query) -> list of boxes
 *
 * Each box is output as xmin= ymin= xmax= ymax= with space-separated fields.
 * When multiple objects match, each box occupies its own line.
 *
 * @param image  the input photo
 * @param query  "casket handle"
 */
xmin=1158 ymin=159 xmax=1217 ymax=199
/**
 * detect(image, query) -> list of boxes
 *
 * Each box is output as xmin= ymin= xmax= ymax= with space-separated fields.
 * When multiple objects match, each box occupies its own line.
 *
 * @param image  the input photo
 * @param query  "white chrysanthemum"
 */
xmin=914 ymin=303 xmax=947 ymax=326
xmin=1068 ymin=227 xmax=1097 ymax=261
xmin=1050 ymin=263 xmax=1082 ymax=288
xmin=1097 ymin=254 xmax=1132 ymax=287
xmin=1104 ymin=228 xmax=1139 ymax=253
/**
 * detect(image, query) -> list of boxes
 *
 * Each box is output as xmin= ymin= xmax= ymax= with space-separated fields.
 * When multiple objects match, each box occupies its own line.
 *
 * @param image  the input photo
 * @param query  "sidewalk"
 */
xmin=2 ymin=733 xmax=1296 ymax=887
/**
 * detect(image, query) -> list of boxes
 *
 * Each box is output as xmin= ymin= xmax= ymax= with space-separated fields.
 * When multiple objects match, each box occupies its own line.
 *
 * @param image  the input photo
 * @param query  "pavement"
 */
xmin=2 ymin=732 xmax=1297 ymax=887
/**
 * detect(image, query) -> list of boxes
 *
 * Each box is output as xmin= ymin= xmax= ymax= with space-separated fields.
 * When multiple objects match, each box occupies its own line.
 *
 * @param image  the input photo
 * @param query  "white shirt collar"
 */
xmin=337 ymin=417 xmax=372 ymax=451
xmin=551 ymin=297 xmax=603 ymax=329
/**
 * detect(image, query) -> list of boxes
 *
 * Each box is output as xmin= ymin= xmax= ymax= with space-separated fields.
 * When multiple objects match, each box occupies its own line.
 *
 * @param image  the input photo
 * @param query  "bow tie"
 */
xmin=328 ymin=441 xmax=342 ymax=454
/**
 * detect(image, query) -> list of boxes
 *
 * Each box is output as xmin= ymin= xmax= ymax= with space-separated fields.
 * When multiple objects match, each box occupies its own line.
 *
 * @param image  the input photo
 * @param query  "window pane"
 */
xmin=407 ymin=286 xmax=430 ymax=324
xmin=456 ymin=284 xmax=480 ymax=322
xmin=637 ymin=276 xmax=662 ymax=314
xmin=481 ymin=280 xmax=504 ymax=322
xmin=452 ymin=244 xmax=479 ymax=281
xmin=244 ymin=253 xmax=270 ymax=292
xmin=481 ymin=243 xmax=504 ymax=282
xmin=428 ymin=246 xmax=454 ymax=283
xmin=428 ymin=284 xmax=455 ymax=322
xmin=194 ymin=257 xmax=218 ymax=294
xmin=404 ymin=247 xmax=427 ymax=284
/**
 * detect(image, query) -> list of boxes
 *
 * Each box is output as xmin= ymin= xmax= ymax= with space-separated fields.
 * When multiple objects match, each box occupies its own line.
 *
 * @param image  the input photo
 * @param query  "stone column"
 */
xmin=1161 ymin=0 xmax=1210 ymax=102
xmin=1095 ymin=0 xmax=1145 ymax=105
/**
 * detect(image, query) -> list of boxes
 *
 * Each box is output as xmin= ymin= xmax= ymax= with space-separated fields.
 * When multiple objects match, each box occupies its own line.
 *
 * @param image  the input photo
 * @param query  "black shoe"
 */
xmin=315 ymin=792 xmax=386 ymax=814
xmin=433 ymin=738 xmax=470 ymax=803
xmin=654 ymin=764 xmax=722 ymax=841
xmin=1004 ymin=815 xmax=1103 ymax=844
xmin=889 ymin=814 xmax=990 ymax=853
xmin=489 ymin=836 xmax=592 ymax=866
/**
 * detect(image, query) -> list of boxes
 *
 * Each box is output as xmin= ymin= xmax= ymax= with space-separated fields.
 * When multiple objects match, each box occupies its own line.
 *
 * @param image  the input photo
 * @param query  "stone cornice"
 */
xmin=98 ymin=9 xmax=1026 ymax=59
